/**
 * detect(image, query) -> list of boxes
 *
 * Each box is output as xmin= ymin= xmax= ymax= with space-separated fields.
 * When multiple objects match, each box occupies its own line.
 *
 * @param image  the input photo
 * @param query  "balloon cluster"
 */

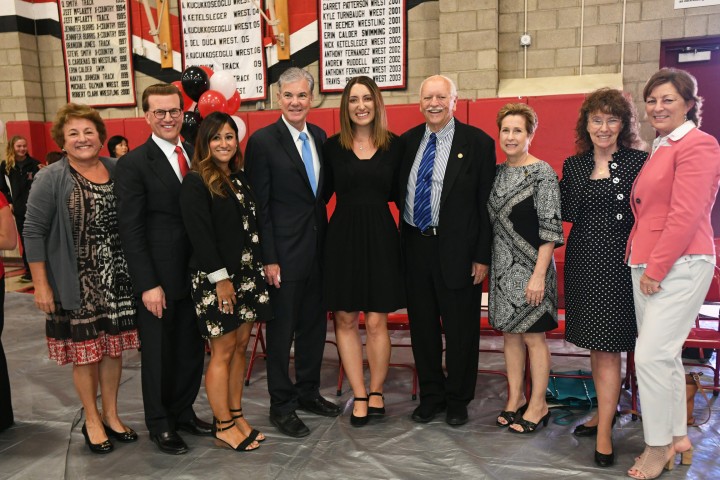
xmin=173 ymin=66 xmax=246 ymax=144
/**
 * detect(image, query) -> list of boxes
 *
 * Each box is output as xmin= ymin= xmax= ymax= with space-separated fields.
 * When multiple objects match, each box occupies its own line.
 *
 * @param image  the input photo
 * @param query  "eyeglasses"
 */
xmin=150 ymin=108 xmax=183 ymax=119
xmin=589 ymin=117 xmax=621 ymax=128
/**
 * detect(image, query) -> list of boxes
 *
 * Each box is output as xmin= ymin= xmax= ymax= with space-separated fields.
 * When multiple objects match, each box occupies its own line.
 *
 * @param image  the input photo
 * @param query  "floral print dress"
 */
xmin=190 ymin=175 xmax=271 ymax=339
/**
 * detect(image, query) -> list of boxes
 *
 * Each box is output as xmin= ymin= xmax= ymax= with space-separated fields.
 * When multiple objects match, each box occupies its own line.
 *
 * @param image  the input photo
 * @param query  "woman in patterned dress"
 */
xmin=24 ymin=103 xmax=139 ymax=453
xmin=488 ymin=103 xmax=564 ymax=434
xmin=560 ymin=88 xmax=647 ymax=468
xmin=180 ymin=112 xmax=271 ymax=452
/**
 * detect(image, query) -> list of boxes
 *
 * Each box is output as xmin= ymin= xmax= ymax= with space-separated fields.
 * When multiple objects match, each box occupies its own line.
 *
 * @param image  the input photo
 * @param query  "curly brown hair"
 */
xmin=191 ymin=112 xmax=241 ymax=198
xmin=338 ymin=76 xmax=391 ymax=151
xmin=574 ymin=88 xmax=644 ymax=155
xmin=50 ymin=103 xmax=107 ymax=150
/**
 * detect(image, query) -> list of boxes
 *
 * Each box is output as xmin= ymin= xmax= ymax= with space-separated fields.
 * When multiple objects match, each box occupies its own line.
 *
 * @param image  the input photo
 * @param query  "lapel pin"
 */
xmin=458 ymin=153 xmax=463 ymax=158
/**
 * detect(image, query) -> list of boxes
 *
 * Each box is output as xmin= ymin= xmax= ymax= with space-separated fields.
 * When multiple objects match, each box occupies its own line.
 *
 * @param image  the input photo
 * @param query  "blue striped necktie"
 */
xmin=413 ymin=133 xmax=437 ymax=232
xmin=299 ymin=132 xmax=317 ymax=195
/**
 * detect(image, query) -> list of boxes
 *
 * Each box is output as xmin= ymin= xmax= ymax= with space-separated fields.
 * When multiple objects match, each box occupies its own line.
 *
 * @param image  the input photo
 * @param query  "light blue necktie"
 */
xmin=299 ymin=132 xmax=317 ymax=195
xmin=413 ymin=133 xmax=437 ymax=232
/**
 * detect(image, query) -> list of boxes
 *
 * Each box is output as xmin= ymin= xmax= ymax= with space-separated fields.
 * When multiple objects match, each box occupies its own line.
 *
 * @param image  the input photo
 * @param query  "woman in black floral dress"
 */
xmin=180 ymin=112 xmax=271 ymax=452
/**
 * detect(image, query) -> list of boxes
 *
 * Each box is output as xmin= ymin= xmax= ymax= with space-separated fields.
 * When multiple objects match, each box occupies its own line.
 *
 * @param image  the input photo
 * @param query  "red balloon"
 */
xmin=224 ymin=90 xmax=241 ymax=114
xmin=200 ymin=65 xmax=215 ymax=78
xmin=197 ymin=89 xmax=227 ymax=118
xmin=172 ymin=80 xmax=194 ymax=111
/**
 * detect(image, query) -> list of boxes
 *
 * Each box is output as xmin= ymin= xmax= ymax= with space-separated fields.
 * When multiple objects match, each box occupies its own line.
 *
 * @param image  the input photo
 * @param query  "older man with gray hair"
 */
xmin=398 ymin=75 xmax=496 ymax=426
xmin=245 ymin=68 xmax=340 ymax=438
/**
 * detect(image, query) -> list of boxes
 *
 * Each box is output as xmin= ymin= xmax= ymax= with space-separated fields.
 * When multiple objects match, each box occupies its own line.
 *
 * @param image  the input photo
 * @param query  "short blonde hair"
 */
xmin=496 ymin=103 xmax=538 ymax=134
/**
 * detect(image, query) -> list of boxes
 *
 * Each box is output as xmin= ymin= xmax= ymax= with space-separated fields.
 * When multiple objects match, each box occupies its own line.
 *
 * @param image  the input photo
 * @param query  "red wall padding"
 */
xmin=1 ymin=94 xmax=622 ymax=305
xmin=6 ymin=95 xmax=583 ymax=163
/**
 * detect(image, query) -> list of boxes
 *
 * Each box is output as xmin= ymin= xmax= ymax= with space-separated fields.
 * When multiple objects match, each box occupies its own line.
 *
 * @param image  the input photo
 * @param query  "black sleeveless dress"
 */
xmin=322 ymin=134 xmax=405 ymax=313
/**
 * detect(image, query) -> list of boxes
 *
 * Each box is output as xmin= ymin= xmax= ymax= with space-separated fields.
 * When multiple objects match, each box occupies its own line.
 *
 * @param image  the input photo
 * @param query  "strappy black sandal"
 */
xmin=230 ymin=408 xmax=265 ymax=442
xmin=213 ymin=418 xmax=259 ymax=452
xmin=509 ymin=411 xmax=551 ymax=434
xmin=496 ymin=404 xmax=527 ymax=427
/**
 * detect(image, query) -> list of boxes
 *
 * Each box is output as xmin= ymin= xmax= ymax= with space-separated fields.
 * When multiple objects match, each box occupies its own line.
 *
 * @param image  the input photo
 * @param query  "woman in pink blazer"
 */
xmin=626 ymin=68 xmax=720 ymax=479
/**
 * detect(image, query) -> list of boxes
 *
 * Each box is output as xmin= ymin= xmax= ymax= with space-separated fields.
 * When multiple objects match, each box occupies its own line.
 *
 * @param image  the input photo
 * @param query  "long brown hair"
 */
xmin=4 ymin=135 xmax=27 ymax=174
xmin=338 ymin=76 xmax=391 ymax=151
xmin=191 ymin=112 xmax=241 ymax=197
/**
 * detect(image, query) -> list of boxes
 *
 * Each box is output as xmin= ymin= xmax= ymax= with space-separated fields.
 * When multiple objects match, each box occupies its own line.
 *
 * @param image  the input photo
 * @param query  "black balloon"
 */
xmin=181 ymin=111 xmax=202 ymax=145
xmin=181 ymin=66 xmax=209 ymax=102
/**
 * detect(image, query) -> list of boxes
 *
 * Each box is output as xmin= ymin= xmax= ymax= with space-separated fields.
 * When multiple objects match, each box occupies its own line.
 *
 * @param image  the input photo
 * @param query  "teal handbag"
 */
xmin=546 ymin=370 xmax=597 ymax=424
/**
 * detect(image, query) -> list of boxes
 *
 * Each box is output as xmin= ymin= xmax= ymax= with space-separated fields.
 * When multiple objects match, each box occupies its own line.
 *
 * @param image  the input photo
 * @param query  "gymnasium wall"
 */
xmin=2 ymin=1 xmax=718 ymax=142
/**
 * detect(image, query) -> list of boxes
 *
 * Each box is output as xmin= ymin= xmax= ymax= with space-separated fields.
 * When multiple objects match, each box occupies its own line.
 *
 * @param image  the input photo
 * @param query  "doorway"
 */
xmin=661 ymin=36 xmax=720 ymax=233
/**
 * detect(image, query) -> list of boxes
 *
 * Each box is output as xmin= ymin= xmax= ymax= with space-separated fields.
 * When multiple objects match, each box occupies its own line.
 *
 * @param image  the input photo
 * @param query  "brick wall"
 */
xmin=3 ymin=0 xmax=720 ymax=153
xmin=497 ymin=0 xmax=720 ymax=138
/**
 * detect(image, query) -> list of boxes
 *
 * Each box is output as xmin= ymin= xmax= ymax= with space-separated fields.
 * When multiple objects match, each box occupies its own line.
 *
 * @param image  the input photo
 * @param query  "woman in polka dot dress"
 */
xmin=560 ymin=88 xmax=647 ymax=468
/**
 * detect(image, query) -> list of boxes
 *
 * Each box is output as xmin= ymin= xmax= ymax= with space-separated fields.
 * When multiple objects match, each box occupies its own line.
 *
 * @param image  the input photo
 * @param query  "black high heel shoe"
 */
xmin=230 ymin=408 xmax=264 ymax=442
xmin=509 ymin=410 xmax=551 ymax=434
xmin=594 ymin=441 xmax=615 ymax=468
xmin=574 ymin=414 xmax=617 ymax=437
xmin=213 ymin=418 xmax=258 ymax=452
xmin=496 ymin=404 xmax=527 ymax=427
xmin=367 ymin=392 xmax=385 ymax=417
xmin=350 ymin=397 xmax=369 ymax=427
xmin=82 ymin=423 xmax=113 ymax=454
xmin=102 ymin=422 xmax=138 ymax=443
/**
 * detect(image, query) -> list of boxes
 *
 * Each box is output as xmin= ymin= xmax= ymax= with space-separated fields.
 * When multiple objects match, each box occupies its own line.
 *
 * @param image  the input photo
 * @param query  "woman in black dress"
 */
xmin=560 ymin=88 xmax=646 ymax=467
xmin=323 ymin=76 xmax=404 ymax=426
xmin=0 ymin=135 xmax=41 ymax=282
xmin=180 ymin=112 xmax=271 ymax=452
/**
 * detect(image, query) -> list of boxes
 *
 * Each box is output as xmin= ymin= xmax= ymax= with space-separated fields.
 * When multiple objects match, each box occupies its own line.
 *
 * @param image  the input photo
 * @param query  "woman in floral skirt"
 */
xmin=180 ymin=112 xmax=271 ymax=452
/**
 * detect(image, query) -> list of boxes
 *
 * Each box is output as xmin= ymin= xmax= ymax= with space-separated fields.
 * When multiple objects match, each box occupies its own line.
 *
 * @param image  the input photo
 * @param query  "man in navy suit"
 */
xmin=398 ymin=75 xmax=496 ymax=426
xmin=245 ymin=68 xmax=340 ymax=438
xmin=115 ymin=84 xmax=211 ymax=454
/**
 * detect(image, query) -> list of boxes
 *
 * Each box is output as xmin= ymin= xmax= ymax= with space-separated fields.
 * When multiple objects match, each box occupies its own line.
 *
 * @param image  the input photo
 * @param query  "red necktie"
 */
xmin=175 ymin=146 xmax=189 ymax=178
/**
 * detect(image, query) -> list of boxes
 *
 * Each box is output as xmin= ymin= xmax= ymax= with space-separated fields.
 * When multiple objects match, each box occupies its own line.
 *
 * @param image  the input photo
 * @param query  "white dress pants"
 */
xmin=632 ymin=256 xmax=714 ymax=445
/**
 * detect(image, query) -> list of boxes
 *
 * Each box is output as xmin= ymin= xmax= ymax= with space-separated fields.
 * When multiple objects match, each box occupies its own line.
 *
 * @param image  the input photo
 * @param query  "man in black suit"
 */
xmin=115 ymin=84 xmax=211 ymax=454
xmin=398 ymin=75 xmax=496 ymax=426
xmin=245 ymin=68 xmax=340 ymax=438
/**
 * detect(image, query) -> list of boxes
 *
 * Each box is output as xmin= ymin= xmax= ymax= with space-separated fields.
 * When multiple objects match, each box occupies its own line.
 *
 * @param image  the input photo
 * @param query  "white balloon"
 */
xmin=209 ymin=71 xmax=237 ymax=100
xmin=231 ymin=116 xmax=247 ymax=143
xmin=0 ymin=120 xmax=4 ymax=138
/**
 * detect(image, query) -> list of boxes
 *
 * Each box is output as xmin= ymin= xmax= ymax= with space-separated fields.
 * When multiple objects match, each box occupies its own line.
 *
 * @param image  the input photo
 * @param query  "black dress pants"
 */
xmin=137 ymin=295 xmax=204 ymax=435
xmin=403 ymin=229 xmax=481 ymax=408
xmin=266 ymin=260 xmax=326 ymax=416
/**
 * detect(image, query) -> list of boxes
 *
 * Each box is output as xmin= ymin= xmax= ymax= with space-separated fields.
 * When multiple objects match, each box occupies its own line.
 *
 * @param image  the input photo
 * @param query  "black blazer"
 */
xmin=179 ymin=171 xmax=256 ymax=275
xmin=244 ymin=118 xmax=328 ymax=282
xmin=0 ymin=156 xmax=42 ymax=218
xmin=398 ymin=119 xmax=496 ymax=289
xmin=115 ymin=136 xmax=194 ymax=299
